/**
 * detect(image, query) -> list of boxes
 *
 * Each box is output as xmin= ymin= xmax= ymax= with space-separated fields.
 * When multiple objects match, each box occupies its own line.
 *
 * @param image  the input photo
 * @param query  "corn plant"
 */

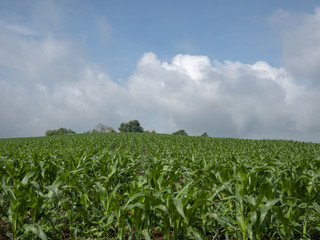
xmin=0 ymin=133 xmax=320 ymax=239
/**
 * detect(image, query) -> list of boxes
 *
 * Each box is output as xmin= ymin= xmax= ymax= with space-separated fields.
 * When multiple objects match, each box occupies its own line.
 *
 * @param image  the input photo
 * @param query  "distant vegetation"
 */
xmin=172 ymin=129 xmax=188 ymax=136
xmin=46 ymin=120 xmax=205 ymax=137
xmin=118 ymin=120 xmax=144 ymax=133
xmin=86 ymin=123 xmax=116 ymax=134
xmin=201 ymin=132 xmax=209 ymax=137
xmin=45 ymin=128 xmax=75 ymax=136
xmin=144 ymin=130 xmax=157 ymax=134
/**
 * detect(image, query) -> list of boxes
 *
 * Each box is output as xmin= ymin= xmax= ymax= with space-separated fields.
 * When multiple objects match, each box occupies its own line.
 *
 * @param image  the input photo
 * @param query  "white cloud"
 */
xmin=269 ymin=7 xmax=320 ymax=85
xmin=0 ymin=20 xmax=35 ymax=36
xmin=1 ymin=25 xmax=320 ymax=141
xmin=1 ymin=6 xmax=320 ymax=142
xmin=126 ymin=53 xmax=320 ymax=141
xmin=0 ymin=28 xmax=126 ymax=137
xmin=162 ymin=54 xmax=211 ymax=81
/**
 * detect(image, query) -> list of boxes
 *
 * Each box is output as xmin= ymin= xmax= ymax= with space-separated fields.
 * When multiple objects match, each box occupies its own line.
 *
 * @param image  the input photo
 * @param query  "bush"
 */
xmin=45 ymin=128 xmax=75 ymax=136
xmin=172 ymin=129 xmax=188 ymax=136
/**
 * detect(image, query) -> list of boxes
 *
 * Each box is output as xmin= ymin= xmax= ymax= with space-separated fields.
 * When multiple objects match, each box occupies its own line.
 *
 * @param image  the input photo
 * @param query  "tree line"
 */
xmin=45 ymin=120 xmax=209 ymax=137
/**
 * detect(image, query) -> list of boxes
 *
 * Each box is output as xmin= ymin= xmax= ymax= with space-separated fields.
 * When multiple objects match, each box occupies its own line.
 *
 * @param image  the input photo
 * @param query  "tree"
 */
xmin=172 ymin=129 xmax=188 ymax=136
xmin=107 ymin=127 xmax=116 ymax=133
xmin=201 ymin=132 xmax=209 ymax=137
xmin=118 ymin=120 xmax=144 ymax=133
xmin=66 ymin=128 xmax=76 ymax=134
xmin=45 ymin=128 xmax=75 ymax=136
xmin=45 ymin=130 xmax=54 ymax=136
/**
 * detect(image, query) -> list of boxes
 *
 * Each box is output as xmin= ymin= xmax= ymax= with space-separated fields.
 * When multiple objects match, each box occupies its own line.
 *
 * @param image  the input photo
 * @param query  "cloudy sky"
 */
xmin=1 ymin=0 xmax=320 ymax=142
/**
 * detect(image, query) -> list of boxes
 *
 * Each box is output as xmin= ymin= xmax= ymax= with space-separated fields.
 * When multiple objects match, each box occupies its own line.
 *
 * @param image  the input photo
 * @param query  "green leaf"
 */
xmin=173 ymin=198 xmax=188 ymax=223
xmin=175 ymin=181 xmax=193 ymax=198
xmin=21 ymin=168 xmax=38 ymax=185
xmin=141 ymin=229 xmax=151 ymax=240
xmin=154 ymin=204 xmax=169 ymax=215
xmin=313 ymin=202 xmax=320 ymax=213
xmin=187 ymin=226 xmax=203 ymax=240
xmin=260 ymin=199 xmax=280 ymax=224
xmin=123 ymin=192 xmax=145 ymax=210
xmin=24 ymin=223 xmax=47 ymax=240
xmin=126 ymin=203 xmax=145 ymax=210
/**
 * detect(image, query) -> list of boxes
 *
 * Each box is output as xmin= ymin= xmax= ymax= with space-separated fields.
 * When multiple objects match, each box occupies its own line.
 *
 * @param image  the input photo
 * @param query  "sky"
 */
xmin=1 ymin=0 xmax=320 ymax=142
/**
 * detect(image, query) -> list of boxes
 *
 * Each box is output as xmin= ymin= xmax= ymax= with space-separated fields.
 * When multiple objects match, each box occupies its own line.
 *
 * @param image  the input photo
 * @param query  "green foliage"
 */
xmin=201 ymin=132 xmax=209 ymax=137
xmin=118 ymin=120 xmax=144 ymax=133
xmin=45 ymin=128 xmax=75 ymax=136
xmin=1 ymin=134 xmax=320 ymax=239
xmin=44 ymin=129 xmax=54 ymax=136
xmin=108 ymin=127 xmax=116 ymax=133
xmin=144 ymin=130 xmax=156 ymax=134
xmin=172 ymin=129 xmax=188 ymax=136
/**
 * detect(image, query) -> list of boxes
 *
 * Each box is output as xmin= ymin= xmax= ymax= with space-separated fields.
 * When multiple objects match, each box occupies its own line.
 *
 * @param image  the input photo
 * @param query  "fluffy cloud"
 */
xmin=1 ymin=7 xmax=320 ymax=142
xmin=127 ymin=53 xmax=320 ymax=141
xmin=269 ymin=7 xmax=320 ymax=85
xmin=1 ymin=28 xmax=320 ymax=141
xmin=0 ymin=28 xmax=126 ymax=137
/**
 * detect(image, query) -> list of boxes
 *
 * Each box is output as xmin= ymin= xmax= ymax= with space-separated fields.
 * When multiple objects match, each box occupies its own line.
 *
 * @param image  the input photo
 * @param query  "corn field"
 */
xmin=1 ymin=133 xmax=320 ymax=239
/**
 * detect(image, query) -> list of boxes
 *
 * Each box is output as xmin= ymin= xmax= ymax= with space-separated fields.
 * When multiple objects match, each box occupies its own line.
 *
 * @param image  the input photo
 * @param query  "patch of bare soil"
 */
xmin=0 ymin=219 xmax=10 ymax=240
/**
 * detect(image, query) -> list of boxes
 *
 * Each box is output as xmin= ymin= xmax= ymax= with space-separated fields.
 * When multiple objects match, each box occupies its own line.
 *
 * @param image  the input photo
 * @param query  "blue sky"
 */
xmin=1 ymin=0 xmax=316 ymax=79
xmin=1 ymin=0 xmax=320 ymax=141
